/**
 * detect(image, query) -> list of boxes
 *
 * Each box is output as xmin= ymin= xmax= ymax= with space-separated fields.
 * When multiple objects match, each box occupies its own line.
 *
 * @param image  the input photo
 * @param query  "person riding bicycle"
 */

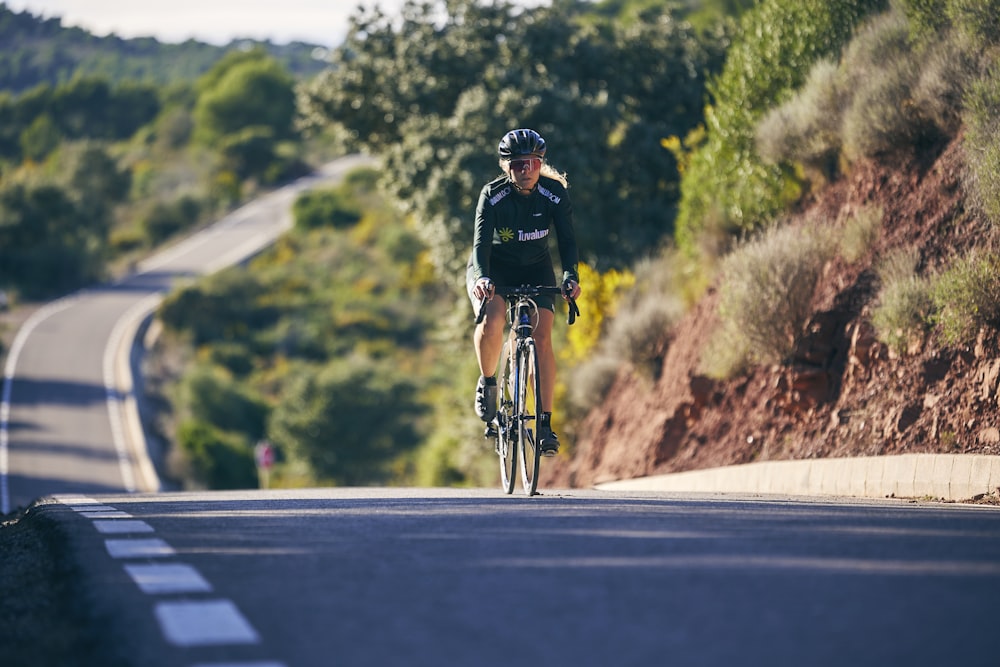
xmin=467 ymin=128 xmax=582 ymax=456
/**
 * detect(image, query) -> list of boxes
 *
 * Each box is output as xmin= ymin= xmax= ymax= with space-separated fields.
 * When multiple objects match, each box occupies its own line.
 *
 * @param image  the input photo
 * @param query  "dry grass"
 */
xmin=871 ymin=247 xmax=934 ymax=355
xmin=930 ymin=249 xmax=1000 ymax=345
xmin=700 ymin=222 xmax=835 ymax=378
xmin=962 ymin=63 xmax=1000 ymax=226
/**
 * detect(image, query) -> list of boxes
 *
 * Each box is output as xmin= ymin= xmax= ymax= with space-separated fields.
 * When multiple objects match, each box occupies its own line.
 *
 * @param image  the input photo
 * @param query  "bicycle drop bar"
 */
xmin=475 ymin=285 xmax=579 ymax=325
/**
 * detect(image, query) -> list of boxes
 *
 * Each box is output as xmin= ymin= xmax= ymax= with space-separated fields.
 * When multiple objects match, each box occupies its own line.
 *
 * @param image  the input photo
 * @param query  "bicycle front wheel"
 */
xmin=497 ymin=339 xmax=517 ymax=494
xmin=517 ymin=339 xmax=542 ymax=495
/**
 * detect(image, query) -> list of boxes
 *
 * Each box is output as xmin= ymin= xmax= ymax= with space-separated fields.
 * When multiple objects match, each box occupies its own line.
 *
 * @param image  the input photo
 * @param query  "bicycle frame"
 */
xmin=476 ymin=285 xmax=578 ymax=495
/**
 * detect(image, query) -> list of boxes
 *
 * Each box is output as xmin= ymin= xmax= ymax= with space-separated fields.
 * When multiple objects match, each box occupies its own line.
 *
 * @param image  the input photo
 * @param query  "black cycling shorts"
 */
xmin=466 ymin=256 xmax=557 ymax=312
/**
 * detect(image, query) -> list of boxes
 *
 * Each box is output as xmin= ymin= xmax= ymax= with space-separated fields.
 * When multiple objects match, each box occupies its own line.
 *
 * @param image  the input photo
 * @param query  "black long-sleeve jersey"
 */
xmin=469 ymin=173 xmax=580 ymax=285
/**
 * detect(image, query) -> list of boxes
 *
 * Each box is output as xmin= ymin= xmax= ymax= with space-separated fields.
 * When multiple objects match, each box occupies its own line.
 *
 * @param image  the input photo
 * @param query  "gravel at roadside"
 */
xmin=0 ymin=501 xmax=122 ymax=666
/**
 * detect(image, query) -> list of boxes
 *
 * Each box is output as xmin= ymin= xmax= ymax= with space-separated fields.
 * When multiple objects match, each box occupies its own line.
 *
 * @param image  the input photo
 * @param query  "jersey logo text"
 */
xmin=489 ymin=186 xmax=512 ymax=206
xmin=518 ymin=229 xmax=549 ymax=241
xmin=537 ymin=185 xmax=561 ymax=204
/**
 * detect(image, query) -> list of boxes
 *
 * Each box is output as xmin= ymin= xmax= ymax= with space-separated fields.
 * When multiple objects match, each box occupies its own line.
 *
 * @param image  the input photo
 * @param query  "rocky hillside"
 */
xmin=548 ymin=135 xmax=1000 ymax=488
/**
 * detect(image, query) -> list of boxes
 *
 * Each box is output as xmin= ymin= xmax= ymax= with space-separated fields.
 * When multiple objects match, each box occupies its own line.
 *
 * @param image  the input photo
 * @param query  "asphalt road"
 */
xmin=1 ymin=156 xmax=372 ymax=514
xmin=42 ymin=488 xmax=1000 ymax=667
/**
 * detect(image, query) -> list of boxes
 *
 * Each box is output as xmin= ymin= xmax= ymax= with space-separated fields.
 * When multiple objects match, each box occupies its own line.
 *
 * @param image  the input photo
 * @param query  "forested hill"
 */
xmin=0 ymin=3 xmax=331 ymax=93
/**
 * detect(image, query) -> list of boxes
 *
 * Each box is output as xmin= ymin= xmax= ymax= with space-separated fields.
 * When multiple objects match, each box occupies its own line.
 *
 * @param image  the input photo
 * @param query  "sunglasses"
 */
xmin=509 ymin=157 xmax=542 ymax=171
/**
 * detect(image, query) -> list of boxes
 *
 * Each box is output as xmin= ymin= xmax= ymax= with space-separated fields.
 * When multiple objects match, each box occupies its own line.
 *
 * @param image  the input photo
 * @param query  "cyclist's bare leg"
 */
xmin=474 ymin=296 xmax=507 ymax=377
xmin=533 ymin=308 xmax=556 ymax=412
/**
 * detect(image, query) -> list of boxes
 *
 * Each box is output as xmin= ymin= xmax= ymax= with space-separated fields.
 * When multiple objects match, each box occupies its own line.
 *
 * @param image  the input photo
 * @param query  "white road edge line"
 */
xmin=103 ymin=293 xmax=167 ymax=495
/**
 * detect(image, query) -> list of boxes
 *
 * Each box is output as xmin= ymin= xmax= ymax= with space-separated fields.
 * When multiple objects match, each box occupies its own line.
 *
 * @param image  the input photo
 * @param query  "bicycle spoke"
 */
xmin=519 ymin=339 xmax=542 ymax=495
xmin=497 ymin=341 xmax=516 ymax=494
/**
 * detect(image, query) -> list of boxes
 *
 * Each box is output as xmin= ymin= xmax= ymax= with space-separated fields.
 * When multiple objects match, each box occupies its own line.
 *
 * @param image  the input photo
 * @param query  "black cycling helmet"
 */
xmin=498 ymin=128 xmax=546 ymax=160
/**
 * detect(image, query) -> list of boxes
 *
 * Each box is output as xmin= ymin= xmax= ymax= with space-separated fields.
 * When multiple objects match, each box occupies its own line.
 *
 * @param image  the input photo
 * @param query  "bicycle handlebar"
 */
xmin=475 ymin=285 xmax=580 ymax=326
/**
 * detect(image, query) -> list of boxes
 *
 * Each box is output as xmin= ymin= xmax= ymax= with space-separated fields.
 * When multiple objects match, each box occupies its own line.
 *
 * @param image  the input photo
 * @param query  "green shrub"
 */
xmin=947 ymin=0 xmax=1000 ymax=48
xmin=962 ymin=64 xmax=1000 ymax=225
xmin=141 ymin=196 xmax=202 ymax=245
xmin=158 ymin=270 xmax=275 ymax=345
xmin=871 ymin=247 xmax=934 ymax=354
xmin=175 ymin=420 xmax=258 ymax=490
xmin=267 ymin=355 xmax=425 ymax=485
xmin=108 ymin=226 xmax=146 ymax=254
xmin=675 ymin=0 xmax=886 ymax=259
xmin=896 ymin=0 xmax=949 ymax=41
xmin=217 ymin=125 xmax=277 ymax=180
xmin=929 ymin=250 xmax=1000 ymax=346
xmin=900 ymin=0 xmax=1000 ymax=47
xmin=293 ymin=184 xmax=363 ymax=230
xmin=178 ymin=363 xmax=267 ymax=438
xmin=701 ymin=222 xmax=836 ymax=376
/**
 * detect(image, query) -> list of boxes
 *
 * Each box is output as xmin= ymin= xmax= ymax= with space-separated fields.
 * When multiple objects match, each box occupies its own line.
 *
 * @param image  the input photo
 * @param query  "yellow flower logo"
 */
xmin=499 ymin=227 xmax=515 ymax=242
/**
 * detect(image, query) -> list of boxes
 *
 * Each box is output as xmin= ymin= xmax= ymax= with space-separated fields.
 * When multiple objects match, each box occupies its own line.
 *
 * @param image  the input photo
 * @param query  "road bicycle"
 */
xmin=476 ymin=285 xmax=579 ymax=495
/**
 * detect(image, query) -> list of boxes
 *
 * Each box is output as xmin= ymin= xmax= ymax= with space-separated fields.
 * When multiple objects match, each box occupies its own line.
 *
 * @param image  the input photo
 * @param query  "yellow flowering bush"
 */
xmin=560 ymin=262 xmax=636 ymax=366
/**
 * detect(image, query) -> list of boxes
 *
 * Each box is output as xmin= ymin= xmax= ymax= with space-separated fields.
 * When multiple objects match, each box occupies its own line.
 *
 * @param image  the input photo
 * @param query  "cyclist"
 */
xmin=467 ymin=128 xmax=582 ymax=456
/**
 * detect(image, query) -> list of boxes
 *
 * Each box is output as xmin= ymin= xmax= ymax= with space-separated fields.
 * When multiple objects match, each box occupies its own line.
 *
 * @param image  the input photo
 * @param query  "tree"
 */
xmin=52 ymin=76 xmax=115 ymax=138
xmin=193 ymin=49 xmax=298 ymax=146
xmin=70 ymin=145 xmax=131 ymax=224
xmin=300 ymin=0 xmax=726 ymax=275
xmin=0 ymin=182 xmax=103 ymax=295
xmin=19 ymin=112 xmax=60 ymax=161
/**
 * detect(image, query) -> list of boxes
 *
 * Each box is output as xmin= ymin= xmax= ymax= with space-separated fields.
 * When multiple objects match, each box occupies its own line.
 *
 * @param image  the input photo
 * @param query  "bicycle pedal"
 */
xmin=484 ymin=424 xmax=498 ymax=439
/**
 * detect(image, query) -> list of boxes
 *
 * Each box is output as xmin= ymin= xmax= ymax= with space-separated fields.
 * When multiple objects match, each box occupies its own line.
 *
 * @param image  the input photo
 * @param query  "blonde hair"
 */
xmin=499 ymin=159 xmax=569 ymax=188
xmin=541 ymin=162 xmax=569 ymax=187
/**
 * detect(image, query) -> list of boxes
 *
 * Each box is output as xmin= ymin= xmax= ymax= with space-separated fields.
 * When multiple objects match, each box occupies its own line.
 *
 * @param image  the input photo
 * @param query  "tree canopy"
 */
xmin=300 ymin=0 xmax=728 ymax=277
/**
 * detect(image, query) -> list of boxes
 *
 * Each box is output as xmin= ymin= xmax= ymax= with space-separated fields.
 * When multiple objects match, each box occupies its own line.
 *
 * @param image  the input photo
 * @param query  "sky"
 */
xmin=6 ymin=0 xmax=548 ymax=48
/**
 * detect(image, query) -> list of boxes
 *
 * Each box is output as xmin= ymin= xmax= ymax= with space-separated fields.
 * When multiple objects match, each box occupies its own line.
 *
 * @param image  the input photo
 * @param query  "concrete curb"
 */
xmin=594 ymin=454 xmax=1000 ymax=502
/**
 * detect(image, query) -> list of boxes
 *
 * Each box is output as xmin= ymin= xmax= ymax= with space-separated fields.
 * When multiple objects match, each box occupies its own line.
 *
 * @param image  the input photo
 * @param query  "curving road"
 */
xmin=1 ymin=156 xmax=372 ymax=514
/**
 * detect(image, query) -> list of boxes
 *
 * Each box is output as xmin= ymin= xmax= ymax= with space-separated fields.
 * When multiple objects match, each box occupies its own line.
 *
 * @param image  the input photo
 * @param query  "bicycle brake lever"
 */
xmin=566 ymin=298 xmax=580 ymax=325
xmin=475 ymin=297 xmax=489 ymax=324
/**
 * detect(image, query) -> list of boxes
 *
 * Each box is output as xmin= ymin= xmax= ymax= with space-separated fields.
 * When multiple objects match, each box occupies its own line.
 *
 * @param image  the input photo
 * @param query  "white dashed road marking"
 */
xmin=69 ymin=504 xmax=117 ymax=512
xmin=155 ymin=600 xmax=260 ymax=646
xmin=57 ymin=495 xmax=286 ymax=665
xmin=104 ymin=538 xmax=176 ymax=559
xmin=80 ymin=511 xmax=133 ymax=519
xmin=125 ymin=563 xmax=213 ymax=595
xmin=93 ymin=519 xmax=154 ymax=534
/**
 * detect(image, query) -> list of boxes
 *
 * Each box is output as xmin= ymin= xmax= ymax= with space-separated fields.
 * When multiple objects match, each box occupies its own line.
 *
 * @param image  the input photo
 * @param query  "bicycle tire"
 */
xmin=518 ymin=338 xmax=543 ymax=495
xmin=497 ymin=339 xmax=517 ymax=494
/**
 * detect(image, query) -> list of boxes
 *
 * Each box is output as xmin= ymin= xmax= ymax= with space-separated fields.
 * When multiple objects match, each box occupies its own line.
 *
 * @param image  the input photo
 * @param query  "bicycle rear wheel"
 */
xmin=517 ymin=339 xmax=542 ymax=495
xmin=496 ymin=340 xmax=517 ymax=494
